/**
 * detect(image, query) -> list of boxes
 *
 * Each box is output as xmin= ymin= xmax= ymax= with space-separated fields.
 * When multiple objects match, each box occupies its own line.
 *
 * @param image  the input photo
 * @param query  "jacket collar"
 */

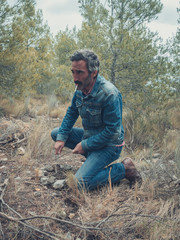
xmin=86 ymin=74 xmax=102 ymax=97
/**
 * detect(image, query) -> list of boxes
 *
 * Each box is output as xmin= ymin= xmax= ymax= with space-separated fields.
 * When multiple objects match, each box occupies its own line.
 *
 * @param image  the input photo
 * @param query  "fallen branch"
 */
xmin=0 ymin=212 xmax=67 ymax=240
xmin=0 ymin=221 xmax=5 ymax=240
xmin=11 ymin=138 xmax=27 ymax=146
xmin=20 ymin=215 xmax=101 ymax=231
xmin=0 ymin=211 xmax=102 ymax=239
xmin=0 ymin=138 xmax=15 ymax=145
xmin=111 ymin=212 xmax=180 ymax=222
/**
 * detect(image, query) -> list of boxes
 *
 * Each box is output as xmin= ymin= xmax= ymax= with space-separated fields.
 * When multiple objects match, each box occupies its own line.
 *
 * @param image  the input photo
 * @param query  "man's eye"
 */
xmin=71 ymin=70 xmax=83 ymax=74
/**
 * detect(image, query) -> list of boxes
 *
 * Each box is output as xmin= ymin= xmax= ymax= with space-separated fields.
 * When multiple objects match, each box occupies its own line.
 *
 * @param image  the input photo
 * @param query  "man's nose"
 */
xmin=73 ymin=72 xmax=78 ymax=81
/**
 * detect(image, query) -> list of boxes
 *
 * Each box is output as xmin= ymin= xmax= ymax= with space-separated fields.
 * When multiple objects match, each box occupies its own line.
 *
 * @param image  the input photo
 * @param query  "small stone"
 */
xmin=17 ymin=147 xmax=25 ymax=155
xmin=15 ymin=176 xmax=21 ymax=182
xmin=0 ymin=166 xmax=6 ymax=171
xmin=53 ymin=179 xmax=66 ymax=189
xmin=51 ymin=192 xmax=60 ymax=197
xmin=40 ymin=177 xmax=49 ymax=185
xmin=153 ymin=153 xmax=161 ymax=158
xmin=39 ymin=169 xmax=48 ymax=177
xmin=174 ymin=179 xmax=180 ymax=186
xmin=56 ymin=209 xmax=67 ymax=219
xmin=47 ymin=176 xmax=56 ymax=184
xmin=66 ymin=232 xmax=72 ymax=240
xmin=63 ymin=165 xmax=72 ymax=171
xmin=43 ymin=165 xmax=54 ymax=172
xmin=0 ymin=157 xmax=8 ymax=161
xmin=34 ymin=191 xmax=41 ymax=197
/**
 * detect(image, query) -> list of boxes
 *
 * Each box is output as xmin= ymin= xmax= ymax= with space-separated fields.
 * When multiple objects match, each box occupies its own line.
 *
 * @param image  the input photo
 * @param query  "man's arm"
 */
xmin=56 ymin=93 xmax=79 ymax=142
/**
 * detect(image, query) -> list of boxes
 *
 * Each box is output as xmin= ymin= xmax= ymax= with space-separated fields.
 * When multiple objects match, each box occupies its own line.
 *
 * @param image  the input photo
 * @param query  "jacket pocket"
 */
xmin=75 ymin=99 xmax=82 ymax=115
xmin=86 ymin=108 xmax=102 ymax=127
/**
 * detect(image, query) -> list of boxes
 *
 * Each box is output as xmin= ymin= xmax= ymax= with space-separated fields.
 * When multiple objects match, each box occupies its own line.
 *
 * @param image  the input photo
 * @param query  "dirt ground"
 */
xmin=0 ymin=116 xmax=180 ymax=240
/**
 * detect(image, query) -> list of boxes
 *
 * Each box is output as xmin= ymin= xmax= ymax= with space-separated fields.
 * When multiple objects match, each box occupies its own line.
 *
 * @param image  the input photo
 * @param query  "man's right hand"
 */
xmin=54 ymin=141 xmax=65 ymax=155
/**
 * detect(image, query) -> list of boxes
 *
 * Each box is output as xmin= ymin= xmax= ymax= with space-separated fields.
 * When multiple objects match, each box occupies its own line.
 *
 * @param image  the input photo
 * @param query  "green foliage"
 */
xmin=77 ymin=0 xmax=179 ymax=148
xmin=78 ymin=0 xmax=178 ymax=107
xmin=52 ymin=29 xmax=79 ymax=101
xmin=0 ymin=0 xmax=179 ymax=149
xmin=54 ymin=65 xmax=74 ymax=102
xmin=54 ymin=28 xmax=78 ymax=65
xmin=0 ymin=0 xmax=53 ymax=97
xmin=167 ymin=7 xmax=180 ymax=98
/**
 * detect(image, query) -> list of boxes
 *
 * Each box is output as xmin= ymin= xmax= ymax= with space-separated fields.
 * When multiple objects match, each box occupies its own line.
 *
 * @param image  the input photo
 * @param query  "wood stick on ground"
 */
xmin=0 ymin=212 xmax=67 ymax=240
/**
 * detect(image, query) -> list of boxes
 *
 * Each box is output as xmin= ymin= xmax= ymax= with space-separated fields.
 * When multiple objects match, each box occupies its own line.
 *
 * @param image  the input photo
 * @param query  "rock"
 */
xmin=63 ymin=165 xmax=72 ymax=171
xmin=153 ymin=153 xmax=161 ymax=159
xmin=51 ymin=192 xmax=60 ymax=197
xmin=39 ymin=169 xmax=48 ymax=177
xmin=43 ymin=165 xmax=54 ymax=172
xmin=56 ymin=209 xmax=67 ymax=219
xmin=0 ymin=157 xmax=8 ymax=161
xmin=40 ymin=177 xmax=49 ymax=185
xmin=47 ymin=176 xmax=56 ymax=184
xmin=0 ymin=166 xmax=6 ymax=171
xmin=53 ymin=179 xmax=66 ymax=189
xmin=40 ymin=176 xmax=57 ymax=185
xmin=34 ymin=191 xmax=41 ymax=197
xmin=15 ymin=176 xmax=21 ymax=182
xmin=17 ymin=147 xmax=26 ymax=155
xmin=66 ymin=232 xmax=72 ymax=240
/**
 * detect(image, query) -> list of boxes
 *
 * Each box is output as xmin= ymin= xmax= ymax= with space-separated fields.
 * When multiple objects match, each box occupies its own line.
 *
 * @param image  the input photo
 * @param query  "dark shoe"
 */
xmin=122 ymin=157 xmax=142 ymax=188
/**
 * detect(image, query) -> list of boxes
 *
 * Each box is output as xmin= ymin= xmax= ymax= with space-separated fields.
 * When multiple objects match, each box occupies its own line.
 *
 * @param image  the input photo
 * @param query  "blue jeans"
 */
xmin=51 ymin=127 xmax=125 ymax=190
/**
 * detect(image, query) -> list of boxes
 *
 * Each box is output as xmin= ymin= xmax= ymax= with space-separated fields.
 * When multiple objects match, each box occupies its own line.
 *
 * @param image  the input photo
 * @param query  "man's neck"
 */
xmin=82 ymin=78 xmax=96 ymax=95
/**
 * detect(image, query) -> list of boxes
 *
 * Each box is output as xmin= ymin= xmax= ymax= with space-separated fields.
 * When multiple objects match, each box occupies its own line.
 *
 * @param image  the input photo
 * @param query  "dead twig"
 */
xmin=95 ymin=204 xmax=133 ymax=228
xmin=20 ymin=215 xmax=101 ymax=231
xmin=0 ymin=212 xmax=101 ymax=239
xmin=0 ymin=221 xmax=5 ymax=240
xmin=11 ymin=138 xmax=27 ymax=146
xmin=0 ymin=179 xmax=22 ymax=218
xmin=0 ymin=212 xmax=66 ymax=240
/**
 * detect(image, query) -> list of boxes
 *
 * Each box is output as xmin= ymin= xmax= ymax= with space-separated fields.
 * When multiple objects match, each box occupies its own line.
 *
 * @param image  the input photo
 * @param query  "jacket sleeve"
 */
xmin=81 ymin=92 xmax=123 ymax=151
xmin=56 ymin=93 xmax=79 ymax=142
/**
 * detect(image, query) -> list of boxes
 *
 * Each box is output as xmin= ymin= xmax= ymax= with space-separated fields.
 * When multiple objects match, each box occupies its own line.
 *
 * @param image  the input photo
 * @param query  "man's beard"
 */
xmin=74 ymin=74 xmax=92 ymax=91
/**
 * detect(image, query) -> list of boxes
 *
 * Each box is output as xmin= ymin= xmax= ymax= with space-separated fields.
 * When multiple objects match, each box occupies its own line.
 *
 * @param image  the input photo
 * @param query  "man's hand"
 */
xmin=54 ymin=141 xmax=65 ymax=155
xmin=72 ymin=142 xmax=85 ymax=155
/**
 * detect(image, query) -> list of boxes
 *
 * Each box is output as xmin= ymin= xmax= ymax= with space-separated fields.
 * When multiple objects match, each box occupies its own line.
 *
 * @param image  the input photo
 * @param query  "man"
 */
xmin=51 ymin=49 xmax=141 ymax=190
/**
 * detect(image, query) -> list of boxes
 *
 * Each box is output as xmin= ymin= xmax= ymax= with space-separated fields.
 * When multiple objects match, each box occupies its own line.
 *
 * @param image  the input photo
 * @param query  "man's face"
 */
xmin=71 ymin=60 xmax=96 ymax=91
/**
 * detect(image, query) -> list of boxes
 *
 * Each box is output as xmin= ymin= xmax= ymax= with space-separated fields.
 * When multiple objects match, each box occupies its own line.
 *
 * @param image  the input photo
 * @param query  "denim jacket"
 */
xmin=56 ymin=75 xmax=124 ymax=151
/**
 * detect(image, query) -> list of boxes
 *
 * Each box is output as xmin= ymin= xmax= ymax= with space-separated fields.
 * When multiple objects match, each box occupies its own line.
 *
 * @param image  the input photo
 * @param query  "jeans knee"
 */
xmin=75 ymin=173 xmax=92 ymax=190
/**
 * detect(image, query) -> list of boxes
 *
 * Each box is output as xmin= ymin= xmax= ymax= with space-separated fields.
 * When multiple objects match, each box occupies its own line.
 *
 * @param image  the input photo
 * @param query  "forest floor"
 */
xmin=0 ymin=115 xmax=180 ymax=240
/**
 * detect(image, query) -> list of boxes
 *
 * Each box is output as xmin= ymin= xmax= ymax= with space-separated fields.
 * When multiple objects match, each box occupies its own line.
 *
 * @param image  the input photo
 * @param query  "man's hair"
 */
xmin=70 ymin=49 xmax=100 ymax=73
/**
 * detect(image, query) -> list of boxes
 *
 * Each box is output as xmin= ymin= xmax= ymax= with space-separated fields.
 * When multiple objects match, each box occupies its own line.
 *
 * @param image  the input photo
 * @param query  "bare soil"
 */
xmin=0 ymin=116 xmax=180 ymax=240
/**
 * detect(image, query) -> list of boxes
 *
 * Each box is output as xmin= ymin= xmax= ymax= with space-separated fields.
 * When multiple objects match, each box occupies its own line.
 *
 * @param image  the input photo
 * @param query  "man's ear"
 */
xmin=92 ymin=70 xmax=98 ymax=78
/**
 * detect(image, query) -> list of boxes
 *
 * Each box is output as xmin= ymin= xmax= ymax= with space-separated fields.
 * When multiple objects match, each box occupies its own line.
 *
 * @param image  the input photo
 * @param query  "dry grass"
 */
xmin=0 ymin=98 xmax=28 ymax=117
xmin=0 ymin=97 xmax=180 ymax=239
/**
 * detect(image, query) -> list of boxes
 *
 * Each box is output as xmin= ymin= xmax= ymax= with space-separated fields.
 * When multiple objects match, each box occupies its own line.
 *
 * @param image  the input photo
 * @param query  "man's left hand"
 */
xmin=72 ymin=142 xmax=85 ymax=154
